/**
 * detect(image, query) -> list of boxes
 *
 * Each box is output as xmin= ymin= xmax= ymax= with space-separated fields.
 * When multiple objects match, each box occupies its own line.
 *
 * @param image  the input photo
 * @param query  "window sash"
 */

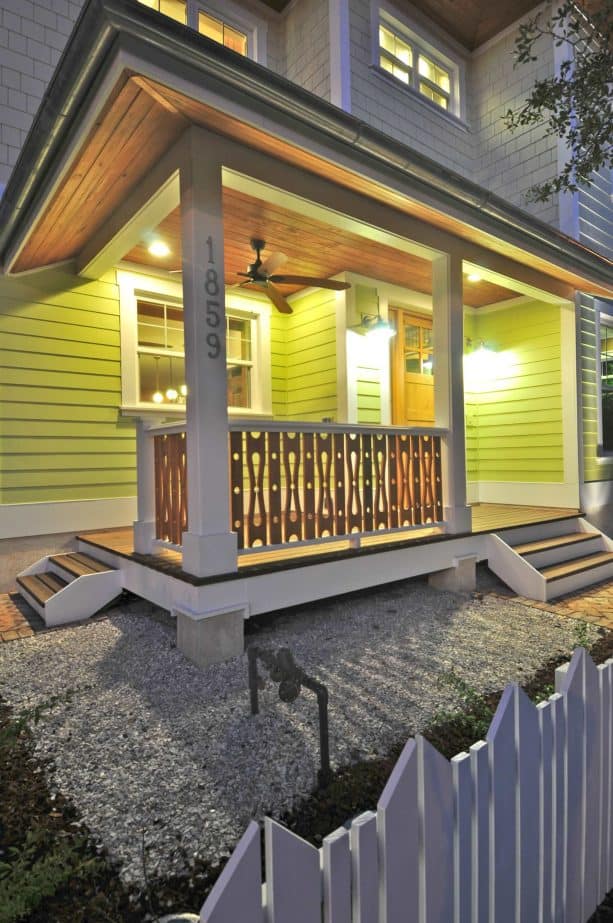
xmin=378 ymin=20 xmax=453 ymax=111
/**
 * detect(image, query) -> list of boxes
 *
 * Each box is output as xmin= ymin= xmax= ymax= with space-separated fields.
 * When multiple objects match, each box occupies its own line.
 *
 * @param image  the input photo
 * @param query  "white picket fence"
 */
xmin=200 ymin=647 xmax=613 ymax=923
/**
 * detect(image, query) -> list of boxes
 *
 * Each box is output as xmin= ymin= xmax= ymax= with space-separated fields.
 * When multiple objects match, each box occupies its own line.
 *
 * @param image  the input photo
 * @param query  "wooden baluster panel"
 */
xmin=154 ymin=435 xmax=166 ymax=541
xmin=283 ymin=432 xmax=303 ymax=542
xmin=346 ymin=433 xmax=363 ymax=533
xmin=419 ymin=435 xmax=435 ymax=523
xmin=315 ymin=432 xmax=334 ymax=537
xmin=387 ymin=434 xmax=400 ymax=529
xmin=230 ymin=430 xmax=245 ymax=550
xmin=373 ymin=433 xmax=389 ymax=530
xmin=177 ymin=431 xmax=188 ymax=540
xmin=246 ymin=430 xmax=268 ymax=547
xmin=303 ymin=432 xmax=316 ymax=540
xmin=268 ymin=430 xmax=283 ymax=545
xmin=361 ymin=432 xmax=374 ymax=533
xmin=396 ymin=434 xmax=412 ymax=527
xmin=433 ymin=436 xmax=443 ymax=523
xmin=333 ymin=432 xmax=346 ymax=537
xmin=411 ymin=435 xmax=422 ymax=526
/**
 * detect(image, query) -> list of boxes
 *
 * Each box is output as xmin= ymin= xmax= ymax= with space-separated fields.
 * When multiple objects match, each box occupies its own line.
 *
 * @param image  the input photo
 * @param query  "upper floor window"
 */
xmin=137 ymin=0 xmax=266 ymax=63
xmin=377 ymin=13 xmax=459 ymax=115
xmin=600 ymin=316 xmax=613 ymax=452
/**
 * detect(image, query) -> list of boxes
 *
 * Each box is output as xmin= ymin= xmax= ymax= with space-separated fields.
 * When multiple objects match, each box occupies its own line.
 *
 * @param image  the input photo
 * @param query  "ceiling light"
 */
xmin=148 ymin=240 xmax=171 ymax=258
xmin=466 ymin=272 xmax=481 ymax=282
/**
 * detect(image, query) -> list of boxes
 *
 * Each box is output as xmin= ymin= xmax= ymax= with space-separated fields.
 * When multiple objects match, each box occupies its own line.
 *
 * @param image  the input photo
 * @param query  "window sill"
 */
xmin=369 ymin=65 xmax=470 ymax=132
xmin=120 ymin=404 xmax=274 ymax=419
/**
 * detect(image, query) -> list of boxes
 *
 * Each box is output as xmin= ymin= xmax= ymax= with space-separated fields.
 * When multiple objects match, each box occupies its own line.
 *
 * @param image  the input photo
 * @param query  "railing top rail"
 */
xmin=146 ymin=419 xmax=449 ymax=438
xmin=230 ymin=420 xmax=448 ymax=436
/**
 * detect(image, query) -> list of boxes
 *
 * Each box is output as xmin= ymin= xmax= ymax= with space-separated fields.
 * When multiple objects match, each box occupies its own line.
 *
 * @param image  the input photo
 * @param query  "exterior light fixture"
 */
xmin=148 ymin=240 xmax=171 ymax=258
xmin=467 ymin=272 xmax=481 ymax=282
xmin=357 ymin=297 xmax=396 ymax=340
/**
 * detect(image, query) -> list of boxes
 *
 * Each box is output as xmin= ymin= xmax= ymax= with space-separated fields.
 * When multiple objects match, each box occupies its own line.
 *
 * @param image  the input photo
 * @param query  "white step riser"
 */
xmin=44 ymin=570 xmax=123 ymax=627
xmin=15 ymin=584 xmax=46 ymax=620
xmin=494 ymin=518 xmax=582 ymax=547
xmin=546 ymin=562 xmax=613 ymax=600
xmin=524 ymin=537 xmax=604 ymax=570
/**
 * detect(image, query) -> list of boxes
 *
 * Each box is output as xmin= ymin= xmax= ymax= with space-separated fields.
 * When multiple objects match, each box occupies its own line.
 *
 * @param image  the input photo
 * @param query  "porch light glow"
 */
xmin=364 ymin=315 xmax=396 ymax=341
xmin=180 ymin=384 xmax=188 ymax=397
xmin=152 ymin=355 xmax=164 ymax=403
xmin=148 ymin=240 xmax=171 ymax=258
xmin=467 ymin=272 xmax=481 ymax=282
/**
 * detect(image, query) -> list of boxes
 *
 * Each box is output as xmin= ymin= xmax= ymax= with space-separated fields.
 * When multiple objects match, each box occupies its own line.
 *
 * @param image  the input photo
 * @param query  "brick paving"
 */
xmin=0 ymin=593 xmax=44 ymax=642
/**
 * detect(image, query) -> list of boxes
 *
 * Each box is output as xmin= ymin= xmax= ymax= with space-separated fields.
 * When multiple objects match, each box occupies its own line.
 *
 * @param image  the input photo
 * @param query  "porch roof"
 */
xmin=0 ymin=0 xmax=612 ymax=300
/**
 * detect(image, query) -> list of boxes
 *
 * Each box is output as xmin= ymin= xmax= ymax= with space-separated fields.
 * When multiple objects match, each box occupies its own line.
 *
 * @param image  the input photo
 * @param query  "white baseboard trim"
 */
xmin=468 ymin=481 xmax=580 ymax=509
xmin=0 ymin=497 xmax=137 ymax=539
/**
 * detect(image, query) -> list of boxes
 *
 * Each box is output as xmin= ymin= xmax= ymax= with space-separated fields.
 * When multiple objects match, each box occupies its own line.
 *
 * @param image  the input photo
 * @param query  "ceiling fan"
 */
xmin=237 ymin=238 xmax=350 ymax=314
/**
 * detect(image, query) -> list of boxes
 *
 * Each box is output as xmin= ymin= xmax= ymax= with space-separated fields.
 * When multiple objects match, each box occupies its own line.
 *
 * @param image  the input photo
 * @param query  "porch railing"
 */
xmin=150 ymin=421 xmax=445 ymax=551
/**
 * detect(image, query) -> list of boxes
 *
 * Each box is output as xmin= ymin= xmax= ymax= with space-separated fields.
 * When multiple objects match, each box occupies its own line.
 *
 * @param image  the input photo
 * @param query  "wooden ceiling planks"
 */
xmin=123 ymin=188 xmax=519 ymax=307
xmin=13 ymin=79 xmax=188 ymax=272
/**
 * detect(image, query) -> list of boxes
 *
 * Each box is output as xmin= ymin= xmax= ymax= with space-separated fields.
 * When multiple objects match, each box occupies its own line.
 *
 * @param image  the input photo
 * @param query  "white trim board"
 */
xmin=0 ymin=497 xmax=137 ymax=539
xmin=468 ymin=481 xmax=580 ymax=509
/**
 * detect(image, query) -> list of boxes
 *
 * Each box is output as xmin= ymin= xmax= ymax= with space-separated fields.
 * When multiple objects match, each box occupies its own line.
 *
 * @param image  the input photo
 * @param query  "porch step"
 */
xmin=16 ymin=550 xmax=123 ymax=627
xmin=17 ymin=573 xmax=68 ymax=606
xmin=487 ymin=517 xmax=613 ymax=602
xmin=541 ymin=552 xmax=613 ymax=583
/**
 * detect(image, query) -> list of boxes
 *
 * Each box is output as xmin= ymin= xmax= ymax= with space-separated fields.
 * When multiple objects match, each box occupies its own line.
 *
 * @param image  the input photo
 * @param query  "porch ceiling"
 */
xmin=122 ymin=188 xmax=520 ymax=307
xmin=8 ymin=70 xmax=612 ymax=303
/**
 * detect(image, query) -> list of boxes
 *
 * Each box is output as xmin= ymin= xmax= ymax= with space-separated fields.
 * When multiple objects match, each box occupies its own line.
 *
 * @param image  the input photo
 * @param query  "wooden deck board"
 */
xmin=77 ymin=504 xmax=579 ymax=584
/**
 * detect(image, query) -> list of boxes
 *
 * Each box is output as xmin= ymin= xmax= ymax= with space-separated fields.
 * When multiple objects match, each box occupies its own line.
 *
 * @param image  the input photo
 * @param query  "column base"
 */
xmin=175 ymin=605 xmax=245 ymax=668
xmin=429 ymin=554 xmax=477 ymax=593
xmin=181 ymin=530 xmax=238 ymax=577
xmin=133 ymin=520 xmax=155 ymax=554
xmin=444 ymin=505 xmax=472 ymax=534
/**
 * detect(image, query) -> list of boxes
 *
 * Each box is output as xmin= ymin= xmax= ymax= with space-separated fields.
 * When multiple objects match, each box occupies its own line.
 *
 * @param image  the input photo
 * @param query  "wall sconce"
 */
xmin=352 ymin=297 xmax=396 ymax=341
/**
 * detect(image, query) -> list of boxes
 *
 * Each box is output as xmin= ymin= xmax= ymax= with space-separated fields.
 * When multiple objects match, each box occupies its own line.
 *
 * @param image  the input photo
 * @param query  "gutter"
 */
xmin=0 ymin=0 xmax=612 ymax=291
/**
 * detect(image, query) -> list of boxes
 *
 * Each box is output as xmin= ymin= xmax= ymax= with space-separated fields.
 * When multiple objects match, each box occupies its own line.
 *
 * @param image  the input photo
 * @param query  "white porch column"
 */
xmin=180 ymin=128 xmax=237 ymax=576
xmin=133 ymin=419 xmax=157 ymax=553
xmin=432 ymin=253 xmax=472 ymax=533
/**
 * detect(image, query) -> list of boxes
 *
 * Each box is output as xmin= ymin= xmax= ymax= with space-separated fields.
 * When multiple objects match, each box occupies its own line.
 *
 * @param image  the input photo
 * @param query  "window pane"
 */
xmin=138 ymin=0 xmax=160 ymax=9
xmin=418 ymin=54 xmax=450 ymax=93
xmin=227 ymin=365 xmax=251 ymax=408
xmin=159 ymin=0 xmax=186 ymax=24
xmin=224 ymin=23 xmax=247 ymax=55
xmin=227 ymin=317 xmax=251 ymax=361
xmin=419 ymin=82 xmax=448 ymax=109
xmin=138 ymin=353 xmax=186 ymax=404
xmin=198 ymin=11 xmax=224 ymax=43
xmin=137 ymin=301 xmax=166 ymax=348
xmin=601 ymin=323 xmax=613 ymax=449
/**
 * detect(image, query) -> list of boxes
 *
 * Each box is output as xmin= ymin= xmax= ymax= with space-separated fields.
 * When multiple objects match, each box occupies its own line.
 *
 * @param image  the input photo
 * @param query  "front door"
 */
xmin=390 ymin=308 xmax=434 ymax=426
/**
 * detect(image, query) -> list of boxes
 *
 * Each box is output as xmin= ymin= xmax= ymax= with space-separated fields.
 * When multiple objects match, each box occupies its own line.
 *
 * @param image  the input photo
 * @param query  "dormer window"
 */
xmin=377 ymin=14 xmax=458 ymax=115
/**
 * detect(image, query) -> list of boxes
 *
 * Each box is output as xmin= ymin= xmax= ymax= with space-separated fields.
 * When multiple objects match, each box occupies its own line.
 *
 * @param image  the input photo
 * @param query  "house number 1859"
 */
xmin=205 ymin=235 xmax=221 ymax=359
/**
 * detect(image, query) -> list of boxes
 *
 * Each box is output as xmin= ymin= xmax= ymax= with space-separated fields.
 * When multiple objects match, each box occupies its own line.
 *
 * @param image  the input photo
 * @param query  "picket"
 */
xmin=419 ymin=737 xmax=453 ymax=923
xmin=199 ymin=649 xmax=613 ymax=923
xmin=350 ymin=812 xmax=379 ymax=923
xmin=377 ymin=739 xmax=419 ymax=923
xmin=562 ymin=650 xmax=587 ymax=923
xmin=584 ymin=652 xmax=602 ymax=911
xmin=516 ymin=685 xmax=541 ymax=920
xmin=487 ymin=685 xmax=517 ymax=923
xmin=549 ymin=692 xmax=566 ymax=921
xmin=451 ymin=751 xmax=472 ymax=923
xmin=322 ymin=827 xmax=351 ymax=923
xmin=199 ymin=821 xmax=263 ymax=923
xmin=537 ymin=700 xmax=554 ymax=923
xmin=469 ymin=740 xmax=490 ymax=923
xmin=264 ymin=819 xmax=321 ymax=923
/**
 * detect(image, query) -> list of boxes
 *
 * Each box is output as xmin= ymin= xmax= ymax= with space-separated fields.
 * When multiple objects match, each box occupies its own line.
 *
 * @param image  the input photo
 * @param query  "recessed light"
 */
xmin=467 ymin=272 xmax=481 ymax=282
xmin=148 ymin=240 xmax=171 ymax=258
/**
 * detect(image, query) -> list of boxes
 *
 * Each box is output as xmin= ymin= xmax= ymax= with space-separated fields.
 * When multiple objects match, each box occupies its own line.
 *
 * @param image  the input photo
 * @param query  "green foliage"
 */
xmin=572 ymin=618 xmax=592 ymax=649
xmin=504 ymin=0 xmax=612 ymax=202
xmin=433 ymin=670 xmax=496 ymax=743
xmin=0 ymin=831 xmax=103 ymax=923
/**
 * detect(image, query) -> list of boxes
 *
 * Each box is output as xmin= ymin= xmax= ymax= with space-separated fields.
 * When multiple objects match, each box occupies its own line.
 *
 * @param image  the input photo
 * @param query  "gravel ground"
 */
xmin=0 ymin=575 xmax=597 ymax=884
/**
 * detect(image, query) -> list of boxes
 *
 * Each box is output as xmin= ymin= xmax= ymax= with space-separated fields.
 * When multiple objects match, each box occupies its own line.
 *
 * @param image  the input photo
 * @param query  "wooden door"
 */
xmin=390 ymin=308 xmax=434 ymax=426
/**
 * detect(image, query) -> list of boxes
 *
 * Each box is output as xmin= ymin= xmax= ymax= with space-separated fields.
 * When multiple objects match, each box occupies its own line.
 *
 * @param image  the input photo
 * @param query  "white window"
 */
xmin=136 ymin=0 xmax=267 ymax=64
xmin=118 ymin=270 xmax=272 ymax=416
xmin=376 ymin=9 xmax=462 ymax=117
xmin=599 ymin=311 xmax=613 ymax=453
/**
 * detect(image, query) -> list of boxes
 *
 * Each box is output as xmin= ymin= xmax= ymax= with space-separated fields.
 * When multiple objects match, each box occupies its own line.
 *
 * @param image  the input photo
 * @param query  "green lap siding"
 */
xmin=280 ymin=289 xmax=338 ymax=421
xmin=465 ymin=300 xmax=563 ymax=483
xmin=0 ymin=267 xmax=136 ymax=505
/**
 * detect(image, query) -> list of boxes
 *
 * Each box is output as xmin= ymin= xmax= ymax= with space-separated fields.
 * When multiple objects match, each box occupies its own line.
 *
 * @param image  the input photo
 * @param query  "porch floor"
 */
xmin=77 ymin=503 xmax=580 ymax=585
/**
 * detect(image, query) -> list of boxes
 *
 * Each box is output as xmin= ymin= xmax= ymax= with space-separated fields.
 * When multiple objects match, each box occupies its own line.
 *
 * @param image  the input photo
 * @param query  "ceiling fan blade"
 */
xmin=270 ymin=275 xmax=351 ymax=290
xmin=266 ymin=282 xmax=293 ymax=315
xmin=260 ymin=251 xmax=288 ymax=275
